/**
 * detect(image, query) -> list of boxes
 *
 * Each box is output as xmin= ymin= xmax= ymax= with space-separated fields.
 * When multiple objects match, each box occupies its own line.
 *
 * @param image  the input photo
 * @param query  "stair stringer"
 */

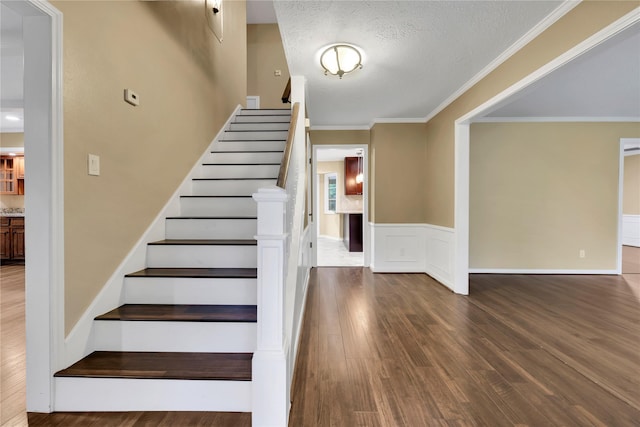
xmin=60 ymin=105 xmax=243 ymax=370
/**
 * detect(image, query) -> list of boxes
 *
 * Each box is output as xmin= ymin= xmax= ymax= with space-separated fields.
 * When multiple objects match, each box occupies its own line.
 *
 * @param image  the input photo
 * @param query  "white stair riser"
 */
xmin=221 ymin=131 xmax=288 ymax=141
xmin=198 ymin=164 xmax=279 ymax=179
xmin=234 ymin=115 xmax=291 ymax=123
xmin=229 ymin=122 xmax=289 ymax=131
xmin=206 ymin=151 xmax=283 ymax=164
xmin=181 ymin=197 xmax=257 ymax=217
xmin=166 ymin=218 xmax=257 ymax=240
xmin=191 ymin=179 xmax=276 ymax=196
xmin=55 ymin=378 xmax=251 ymax=412
xmin=94 ymin=321 xmax=256 ymax=352
xmin=213 ymin=140 xmax=286 ymax=152
xmin=147 ymin=244 xmax=257 ymax=268
xmin=239 ymin=109 xmax=290 ymax=116
xmin=124 ymin=277 xmax=257 ymax=305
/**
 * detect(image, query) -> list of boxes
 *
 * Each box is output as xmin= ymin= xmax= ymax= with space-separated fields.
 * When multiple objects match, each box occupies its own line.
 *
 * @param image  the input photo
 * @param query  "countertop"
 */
xmin=0 ymin=209 xmax=25 ymax=217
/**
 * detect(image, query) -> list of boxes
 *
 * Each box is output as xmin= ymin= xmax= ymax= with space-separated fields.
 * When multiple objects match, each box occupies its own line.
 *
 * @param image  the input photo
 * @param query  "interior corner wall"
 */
xmin=470 ymin=122 xmax=639 ymax=271
xmin=423 ymin=1 xmax=638 ymax=229
xmin=52 ymin=0 xmax=247 ymax=334
xmin=247 ymin=24 xmax=290 ymax=109
xmin=624 ymin=154 xmax=640 ymax=215
xmin=370 ymin=123 xmax=427 ymax=224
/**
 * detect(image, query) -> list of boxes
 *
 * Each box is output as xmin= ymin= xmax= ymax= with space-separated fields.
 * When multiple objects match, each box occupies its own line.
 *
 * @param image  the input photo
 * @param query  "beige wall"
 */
xmin=370 ymin=123 xmax=427 ymax=223
xmin=0 ymin=133 xmax=24 ymax=147
xmin=317 ymin=161 xmax=343 ymax=239
xmin=52 ymin=0 xmax=247 ymax=334
xmin=624 ymin=154 xmax=640 ymax=215
xmin=247 ymin=24 xmax=290 ymax=109
xmin=470 ymin=122 xmax=639 ymax=270
xmin=424 ymin=1 xmax=638 ymax=228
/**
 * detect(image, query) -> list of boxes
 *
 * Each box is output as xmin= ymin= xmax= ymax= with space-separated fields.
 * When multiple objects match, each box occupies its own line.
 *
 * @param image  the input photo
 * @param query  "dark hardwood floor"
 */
xmin=2 ymin=246 xmax=639 ymax=426
xmin=289 ymin=266 xmax=640 ymax=426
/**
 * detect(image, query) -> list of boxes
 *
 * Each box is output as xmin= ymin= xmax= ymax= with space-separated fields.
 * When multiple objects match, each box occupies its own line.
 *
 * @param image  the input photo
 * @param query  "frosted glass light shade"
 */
xmin=320 ymin=44 xmax=363 ymax=78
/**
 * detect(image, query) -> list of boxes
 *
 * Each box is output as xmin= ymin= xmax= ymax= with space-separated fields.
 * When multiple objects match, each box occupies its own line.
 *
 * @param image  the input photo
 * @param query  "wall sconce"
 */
xmin=211 ymin=0 xmax=221 ymax=14
xmin=320 ymin=44 xmax=363 ymax=79
xmin=205 ymin=0 xmax=223 ymax=43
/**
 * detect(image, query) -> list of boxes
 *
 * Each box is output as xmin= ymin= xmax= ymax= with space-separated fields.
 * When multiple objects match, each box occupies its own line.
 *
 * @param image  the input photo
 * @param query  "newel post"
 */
xmin=252 ymin=186 xmax=289 ymax=427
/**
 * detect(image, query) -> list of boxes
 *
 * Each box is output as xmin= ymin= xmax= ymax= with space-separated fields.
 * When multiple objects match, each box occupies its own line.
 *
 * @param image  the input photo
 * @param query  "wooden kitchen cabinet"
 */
xmin=0 ymin=217 xmax=25 ymax=261
xmin=0 ymin=157 xmax=16 ymax=194
xmin=344 ymin=157 xmax=363 ymax=195
xmin=0 ymin=218 xmax=11 ymax=260
xmin=0 ymin=156 xmax=24 ymax=195
xmin=342 ymin=213 xmax=363 ymax=252
xmin=15 ymin=156 xmax=24 ymax=179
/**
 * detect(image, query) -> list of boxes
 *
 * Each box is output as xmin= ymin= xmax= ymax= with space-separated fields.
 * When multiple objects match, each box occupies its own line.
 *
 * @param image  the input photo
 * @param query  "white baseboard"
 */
xmin=623 ymin=214 xmax=640 ymax=247
xmin=469 ymin=269 xmax=619 ymax=275
xmin=62 ymin=105 xmax=243 ymax=367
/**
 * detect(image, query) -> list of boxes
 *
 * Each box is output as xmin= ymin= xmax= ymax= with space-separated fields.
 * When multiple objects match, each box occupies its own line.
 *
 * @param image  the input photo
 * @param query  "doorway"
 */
xmin=0 ymin=0 xmax=63 ymax=414
xmin=312 ymin=145 xmax=369 ymax=267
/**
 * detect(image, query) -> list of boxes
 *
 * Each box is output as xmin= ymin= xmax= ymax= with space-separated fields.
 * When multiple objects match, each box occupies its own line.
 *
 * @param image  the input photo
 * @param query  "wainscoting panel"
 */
xmin=369 ymin=223 xmax=455 ymax=291
xmin=623 ymin=215 xmax=640 ymax=247
xmin=424 ymin=224 xmax=455 ymax=290
xmin=370 ymin=224 xmax=426 ymax=272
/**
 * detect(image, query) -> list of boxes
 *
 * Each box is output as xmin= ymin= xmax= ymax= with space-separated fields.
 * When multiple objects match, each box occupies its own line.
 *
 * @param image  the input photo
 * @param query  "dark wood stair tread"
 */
xmin=126 ymin=267 xmax=257 ymax=279
xmin=180 ymin=195 xmax=253 ymax=198
xmin=211 ymin=150 xmax=284 ymax=153
xmin=55 ymin=351 xmax=252 ymax=381
xmin=219 ymin=139 xmax=286 ymax=142
xmin=202 ymin=163 xmax=281 ymax=165
xmin=148 ymin=239 xmax=256 ymax=246
xmin=165 ymin=217 xmax=257 ymax=222
xmin=95 ymin=304 xmax=257 ymax=322
xmin=191 ymin=178 xmax=275 ymax=181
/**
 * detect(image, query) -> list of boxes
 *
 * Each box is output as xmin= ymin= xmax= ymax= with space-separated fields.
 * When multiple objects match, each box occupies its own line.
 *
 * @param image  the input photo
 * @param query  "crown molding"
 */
xmin=474 ymin=116 xmax=640 ymax=123
xmin=310 ymin=125 xmax=370 ymax=131
xmin=423 ymin=1 xmax=582 ymax=123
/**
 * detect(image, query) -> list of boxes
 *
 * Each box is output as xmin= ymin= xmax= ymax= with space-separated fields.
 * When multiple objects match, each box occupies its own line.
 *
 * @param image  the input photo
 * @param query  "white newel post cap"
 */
xmin=253 ymin=186 xmax=289 ymax=237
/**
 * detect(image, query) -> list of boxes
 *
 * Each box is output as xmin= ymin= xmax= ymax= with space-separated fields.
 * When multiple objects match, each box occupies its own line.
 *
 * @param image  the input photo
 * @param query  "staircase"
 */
xmin=54 ymin=108 xmax=292 ymax=412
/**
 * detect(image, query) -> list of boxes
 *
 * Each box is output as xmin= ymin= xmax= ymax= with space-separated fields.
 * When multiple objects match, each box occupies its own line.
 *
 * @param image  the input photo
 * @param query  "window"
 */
xmin=324 ymin=173 xmax=337 ymax=213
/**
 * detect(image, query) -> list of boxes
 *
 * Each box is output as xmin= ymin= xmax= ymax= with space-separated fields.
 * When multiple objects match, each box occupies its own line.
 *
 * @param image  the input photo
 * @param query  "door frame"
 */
xmin=311 ymin=144 xmax=369 ymax=268
xmin=453 ymin=9 xmax=639 ymax=294
xmin=2 ymin=0 xmax=64 ymax=412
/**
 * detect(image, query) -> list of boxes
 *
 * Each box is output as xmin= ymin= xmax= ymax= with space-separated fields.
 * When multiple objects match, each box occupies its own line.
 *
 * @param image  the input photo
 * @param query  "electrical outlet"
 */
xmin=579 ymin=249 xmax=586 ymax=258
xmin=88 ymin=154 xmax=100 ymax=176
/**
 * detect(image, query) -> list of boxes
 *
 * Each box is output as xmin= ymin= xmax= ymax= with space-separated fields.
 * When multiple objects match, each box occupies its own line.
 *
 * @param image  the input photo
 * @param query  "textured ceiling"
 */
xmin=273 ymin=0 xmax=564 ymax=127
xmin=0 ymin=3 xmax=24 ymax=132
xmin=486 ymin=21 xmax=640 ymax=119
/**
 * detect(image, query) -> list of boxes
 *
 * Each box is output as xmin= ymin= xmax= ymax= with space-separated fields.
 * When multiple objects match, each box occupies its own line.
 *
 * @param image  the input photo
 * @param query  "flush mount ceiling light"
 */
xmin=320 ymin=44 xmax=363 ymax=79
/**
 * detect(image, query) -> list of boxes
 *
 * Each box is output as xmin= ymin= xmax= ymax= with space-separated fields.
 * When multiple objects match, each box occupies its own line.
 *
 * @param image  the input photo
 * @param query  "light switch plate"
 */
xmin=88 ymin=154 xmax=100 ymax=176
